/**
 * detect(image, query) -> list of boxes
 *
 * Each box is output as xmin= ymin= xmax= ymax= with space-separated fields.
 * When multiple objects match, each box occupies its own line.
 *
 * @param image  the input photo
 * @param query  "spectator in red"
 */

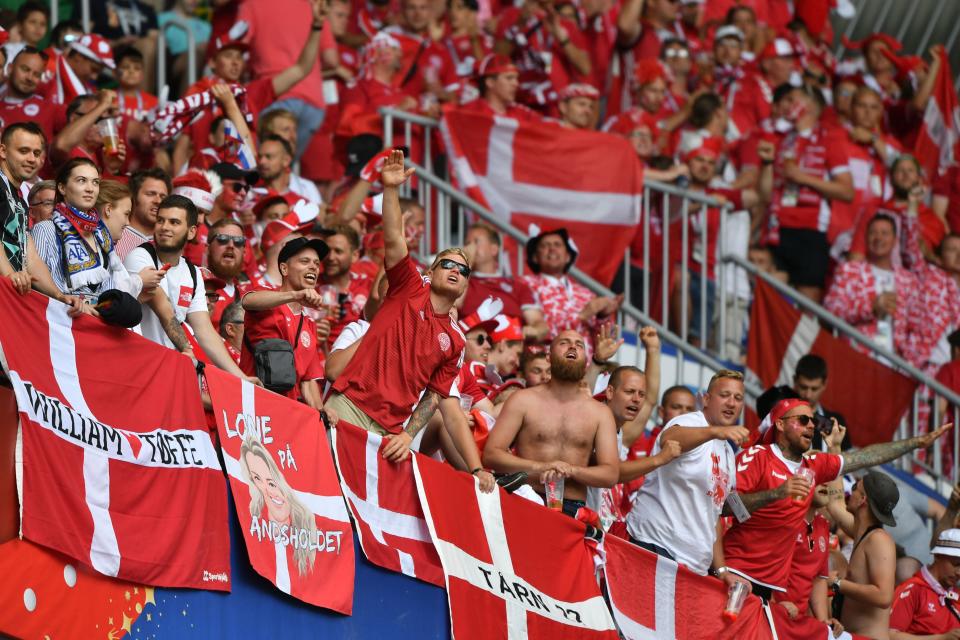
xmin=318 ymin=224 xmax=373 ymax=346
xmin=493 ymin=0 xmax=591 ymax=111
xmin=660 ymin=39 xmax=693 ymax=112
xmin=0 ymin=47 xmax=57 ymax=142
xmin=521 ymin=227 xmax=621 ymax=352
xmin=612 ymin=0 xmax=682 ymax=118
xmin=911 ymin=231 xmax=960 ymax=375
xmin=461 ymin=222 xmax=547 ymax=341
xmin=381 ymin=0 xmax=457 ymax=107
xmin=218 ymin=300 xmax=245 ymax=365
xmin=239 ymin=0 xmax=339 ymax=160
xmin=823 ymin=213 xmax=923 ymax=364
xmin=341 ymin=32 xmax=418 ymax=115
xmin=52 ymin=92 xmax=127 ymax=176
xmin=487 ymin=314 xmax=524 ymax=379
xmin=463 ymin=54 xmax=540 ymax=120
xmin=889 ymin=528 xmax=960 ymax=639
xmin=115 ymin=168 xmax=171 ymax=260
xmin=207 ymin=162 xmax=258 ymax=228
xmin=443 ymin=0 xmax=492 ymax=89
xmin=114 ymin=46 xmax=157 ymax=122
xmin=756 ymin=85 xmax=854 ymax=301
xmin=241 ymin=236 xmax=330 ymax=408
xmin=327 ymin=150 xmax=494 ymax=493
xmin=257 ymin=219 xmax=306 ymax=288
xmin=676 ymin=0 xmax=705 ymax=58
xmin=849 ymin=155 xmax=946 ymax=264
xmin=556 ymin=83 xmax=599 ymax=130
xmin=46 ymin=33 xmax=115 ymax=104
xmin=936 ymin=330 xmax=960 ymax=417
xmin=205 ymin=218 xmax=249 ymax=330
xmin=603 ymin=59 xmax=684 ymax=152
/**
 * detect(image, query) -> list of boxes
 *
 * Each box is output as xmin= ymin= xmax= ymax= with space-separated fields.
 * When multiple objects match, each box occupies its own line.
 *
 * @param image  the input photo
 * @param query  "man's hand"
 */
xmin=96 ymin=89 xmax=117 ymax=111
xmin=243 ymin=375 xmax=263 ymax=386
xmin=918 ymin=423 xmax=953 ymax=449
xmin=756 ymin=140 xmax=776 ymax=164
xmin=475 ymin=470 xmax=495 ymax=493
xmin=380 ymin=149 xmax=416 ymax=188
xmin=322 ymin=406 xmax=339 ymax=428
xmin=8 ymin=270 xmax=31 ymax=295
xmin=104 ymin=141 xmax=127 ymax=175
xmin=782 ymin=159 xmax=809 ymax=185
xmin=316 ymin=317 xmax=331 ymax=344
xmin=827 ymin=619 xmax=844 ymax=637
xmin=824 ymin=419 xmax=847 ymax=453
xmin=939 ymin=628 xmax=960 ymax=640
xmin=359 ymin=149 xmax=392 ymax=183
xmin=948 ymin=483 xmax=960 ymax=509
xmin=721 ymin=571 xmax=750 ymax=590
xmin=539 ymin=461 xmax=575 ymax=484
xmin=717 ymin=425 xmax=751 ymax=446
xmin=594 ymin=323 xmax=623 ymax=362
xmin=310 ymin=0 xmax=327 ymax=24
xmin=579 ymin=296 xmax=609 ymax=321
xmin=653 ymin=439 xmax=682 ymax=466
xmin=777 ymin=475 xmax=812 ymax=501
xmin=639 ymin=326 xmax=660 ymax=351
xmin=298 ymin=289 xmax=324 ymax=308
xmin=777 ymin=601 xmax=799 ymax=619
xmin=872 ymin=291 xmax=897 ymax=318
xmin=209 ymin=82 xmax=237 ymax=108
xmin=138 ymin=266 xmax=165 ymax=291
xmin=382 ymin=431 xmax=414 ymax=462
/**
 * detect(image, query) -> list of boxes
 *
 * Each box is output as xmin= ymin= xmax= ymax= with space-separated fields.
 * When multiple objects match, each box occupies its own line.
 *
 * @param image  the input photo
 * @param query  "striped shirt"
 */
xmin=115 ymin=225 xmax=151 ymax=261
xmin=31 ymin=220 xmax=117 ymax=299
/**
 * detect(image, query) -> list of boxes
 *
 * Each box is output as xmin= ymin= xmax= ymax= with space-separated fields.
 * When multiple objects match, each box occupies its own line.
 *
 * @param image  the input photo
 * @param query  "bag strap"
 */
xmin=401 ymin=39 xmax=428 ymax=88
xmin=143 ymin=243 xmax=198 ymax=292
xmin=290 ymin=311 xmax=305 ymax=348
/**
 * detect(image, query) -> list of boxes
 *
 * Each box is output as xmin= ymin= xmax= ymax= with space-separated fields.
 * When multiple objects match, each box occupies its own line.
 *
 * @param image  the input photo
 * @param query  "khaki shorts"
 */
xmin=326 ymin=393 xmax=390 ymax=437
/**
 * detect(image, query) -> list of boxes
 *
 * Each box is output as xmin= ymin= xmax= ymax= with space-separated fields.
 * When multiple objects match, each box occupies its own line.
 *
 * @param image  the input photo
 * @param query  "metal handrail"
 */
xmin=80 ymin=0 xmax=90 ymax=33
xmin=408 ymin=159 xmax=765 ymax=398
xmin=156 ymin=15 xmax=197 ymax=105
xmin=724 ymin=253 xmax=960 ymax=409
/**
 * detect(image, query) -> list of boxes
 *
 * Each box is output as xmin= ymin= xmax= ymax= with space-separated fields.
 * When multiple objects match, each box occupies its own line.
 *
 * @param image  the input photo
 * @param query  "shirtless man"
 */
xmin=482 ymin=330 xmax=620 ymax=516
xmin=830 ymin=471 xmax=899 ymax=639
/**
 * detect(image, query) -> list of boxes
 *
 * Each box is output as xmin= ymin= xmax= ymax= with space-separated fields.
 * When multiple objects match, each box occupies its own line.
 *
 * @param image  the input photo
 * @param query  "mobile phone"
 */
xmin=815 ymin=414 xmax=833 ymax=435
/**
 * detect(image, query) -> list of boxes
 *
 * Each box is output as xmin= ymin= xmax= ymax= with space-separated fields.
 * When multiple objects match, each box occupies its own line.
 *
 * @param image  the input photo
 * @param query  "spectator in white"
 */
xmin=890 ymin=529 xmax=960 ymax=639
xmin=96 ymin=179 xmax=164 ymax=299
xmin=241 ymin=236 xmax=330 ymax=409
xmin=557 ymin=84 xmax=599 ymax=130
xmin=461 ymin=222 xmax=547 ymax=341
xmin=124 ymin=194 xmax=255 ymax=382
xmin=325 ymin=150 xmax=494 ymax=492
xmin=625 ymin=369 xmax=751 ymax=574
xmin=256 ymin=135 xmax=321 ymax=204
xmin=115 ymin=168 xmax=171 ymax=260
xmin=823 ymin=213 xmax=923 ymax=364
xmin=32 ymin=158 xmax=125 ymax=305
xmin=0 ymin=122 xmax=88 ymax=315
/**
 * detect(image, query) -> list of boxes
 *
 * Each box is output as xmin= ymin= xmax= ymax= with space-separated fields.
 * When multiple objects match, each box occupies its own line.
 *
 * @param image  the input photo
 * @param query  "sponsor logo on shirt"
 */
xmin=437 ymin=333 xmax=451 ymax=352
xmin=178 ymin=286 xmax=193 ymax=307
xmin=771 ymin=471 xmax=787 ymax=480
xmin=818 ymin=536 xmax=826 ymax=553
xmin=300 ymin=330 xmax=311 ymax=349
xmin=23 ymin=103 xmax=39 ymax=117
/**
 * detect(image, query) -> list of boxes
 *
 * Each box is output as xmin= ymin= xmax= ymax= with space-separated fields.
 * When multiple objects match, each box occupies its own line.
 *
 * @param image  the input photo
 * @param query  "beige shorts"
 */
xmin=326 ymin=393 xmax=390 ymax=437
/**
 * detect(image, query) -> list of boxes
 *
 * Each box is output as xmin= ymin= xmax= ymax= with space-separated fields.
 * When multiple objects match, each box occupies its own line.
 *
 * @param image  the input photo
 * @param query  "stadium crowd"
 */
xmin=1 ymin=0 xmax=960 ymax=637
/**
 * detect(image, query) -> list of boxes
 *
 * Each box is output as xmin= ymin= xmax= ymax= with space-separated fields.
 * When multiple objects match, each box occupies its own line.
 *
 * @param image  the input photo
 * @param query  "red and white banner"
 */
xmin=914 ymin=47 xmax=960 ymax=180
xmin=0 ymin=284 xmax=230 ymax=589
xmin=440 ymin=107 xmax=643 ymax=286
xmin=331 ymin=421 xmax=444 ymax=587
xmin=603 ymin=534 xmax=774 ymax=639
xmin=412 ymin=452 xmax=618 ymax=639
xmin=746 ymin=279 xmax=917 ymax=446
xmin=206 ymin=369 xmax=355 ymax=613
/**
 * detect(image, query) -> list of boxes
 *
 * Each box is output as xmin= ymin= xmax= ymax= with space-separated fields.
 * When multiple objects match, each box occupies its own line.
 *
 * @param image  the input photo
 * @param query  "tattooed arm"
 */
xmin=146 ymin=289 xmax=192 ymax=353
xmin=841 ymin=424 xmax=952 ymax=474
xmin=723 ymin=476 xmax=814 ymax=516
xmin=380 ymin=391 xmax=439 ymax=463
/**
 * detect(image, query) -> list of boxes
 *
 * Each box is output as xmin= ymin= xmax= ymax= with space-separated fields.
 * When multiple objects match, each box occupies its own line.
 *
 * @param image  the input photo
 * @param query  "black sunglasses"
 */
xmin=784 ymin=415 xmax=815 ymax=426
xmin=212 ymin=233 xmax=246 ymax=247
xmin=474 ymin=334 xmax=492 ymax=346
xmin=227 ymin=181 xmax=250 ymax=193
xmin=438 ymin=258 xmax=471 ymax=277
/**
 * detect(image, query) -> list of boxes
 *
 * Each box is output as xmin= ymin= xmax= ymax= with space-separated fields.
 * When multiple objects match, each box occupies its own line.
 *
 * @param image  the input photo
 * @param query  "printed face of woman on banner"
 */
xmin=243 ymin=446 xmax=292 ymax=524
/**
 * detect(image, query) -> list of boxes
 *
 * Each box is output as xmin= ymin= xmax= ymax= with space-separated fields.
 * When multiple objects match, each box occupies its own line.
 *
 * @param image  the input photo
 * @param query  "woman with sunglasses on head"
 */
xmin=31 ymin=158 xmax=121 ymax=310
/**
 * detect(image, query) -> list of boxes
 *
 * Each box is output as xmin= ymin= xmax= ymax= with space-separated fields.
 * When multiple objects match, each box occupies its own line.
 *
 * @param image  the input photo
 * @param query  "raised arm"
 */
xmin=379 ymin=149 xmax=416 ymax=269
xmin=271 ymin=0 xmax=328 ymax=97
xmin=661 ymin=423 xmax=750 ymax=454
xmin=619 ymin=440 xmax=680 ymax=483
xmin=841 ymin=423 xmax=953 ymax=474
xmin=616 ymin=0 xmax=644 ymax=46
xmin=622 ymin=327 xmax=661 ymax=448
xmin=241 ymin=288 xmax=322 ymax=311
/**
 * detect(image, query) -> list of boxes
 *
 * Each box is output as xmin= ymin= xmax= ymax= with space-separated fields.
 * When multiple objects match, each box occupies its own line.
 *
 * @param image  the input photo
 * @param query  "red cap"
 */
xmin=758 ymin=398 xmax=811 ymax=445
xmin=490 ymin=314 xmax=523 ymax=343
xmin=477 ymin=53 xmax=518 ymax=77
xmin=762 ymin=37 xmax=797 ymax=59
xmin=172 ymin=171 xmax=215 ymax=211
xmin=879 ymin=47 xmax=926 ymax=80
xmin=559 ymin=83 xmax=600 ymax=101
xmin=634 ymin=59 xmax=667 ymax=87
xmin=842 ymin=33 xmax=903 ymax=53
xmin=680 ymin=132 xmax=724 ymax=162
xmin=211 ymin=21 xmax=250 ymax=56
xmin=609 ymin=110 xmax=661 ymax=137
xmin=70 ymin=33 xmax=115 ymax=70
xmin=260 ymin=211 xmax=312 ymax=252
xmin=252 ymin=189 xmax=289 ymax=219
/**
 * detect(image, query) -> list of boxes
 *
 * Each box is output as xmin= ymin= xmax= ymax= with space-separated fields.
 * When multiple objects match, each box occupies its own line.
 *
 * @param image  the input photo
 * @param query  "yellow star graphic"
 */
xmin=121 ymin=614 xmax=133 ymax=634
xmin=144 ymin=587 xmax=156 ymax=606
xmin=124 ymin=590 xmax=131 ymax=602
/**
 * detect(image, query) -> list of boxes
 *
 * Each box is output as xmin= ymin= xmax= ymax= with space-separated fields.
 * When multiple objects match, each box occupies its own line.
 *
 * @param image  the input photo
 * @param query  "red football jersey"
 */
xmin=890 ymin=568 xmax=960 ymax=635
xmin=723 ymin=444 xmax=842 ymax=590
xmin=319 ymin=271 xmax=373 ymax=347
xmin=331 ymin=256 xmax=466 ymax=433
xmin=0 ymin=95 xmax=58 ymax=141
xmin=461 ymin=274 xmax=538 ymax=320
xmin=783 ymin=513 xmax=830 ymax=609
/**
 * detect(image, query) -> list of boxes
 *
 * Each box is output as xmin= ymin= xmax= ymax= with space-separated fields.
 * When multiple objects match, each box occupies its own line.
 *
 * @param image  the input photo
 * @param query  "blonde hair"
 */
xmin=430 ymin=247 xmax=471 ymax=271
xmin=240 ymin=438 xmax=317 ymax=576
xmin=96 ymin=180 xmax=132 ymax=209
xmin=707 ymin=369 xmax=744 ymax=392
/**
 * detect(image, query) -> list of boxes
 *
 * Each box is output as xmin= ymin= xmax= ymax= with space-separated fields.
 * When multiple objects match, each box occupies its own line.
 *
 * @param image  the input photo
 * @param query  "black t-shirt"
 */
xmin=90 ymin=0 xmax=159 ymax=39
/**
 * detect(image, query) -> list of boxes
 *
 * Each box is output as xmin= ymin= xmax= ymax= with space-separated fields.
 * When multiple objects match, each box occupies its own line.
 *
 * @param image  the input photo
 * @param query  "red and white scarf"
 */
xmin=149 ymin=84 xmax=250 ymax=144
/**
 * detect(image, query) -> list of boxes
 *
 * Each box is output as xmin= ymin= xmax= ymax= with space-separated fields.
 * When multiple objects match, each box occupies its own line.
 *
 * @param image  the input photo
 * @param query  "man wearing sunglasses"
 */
xmin=205 ymin=219 xmax=251 ymax=331
xmin=719 ymin=397 xmax=951 ymax=603
xmin=208 ymin=162 xmax=259 ymax=228
xmin=327 ymin=149 xmax=494 ymax=493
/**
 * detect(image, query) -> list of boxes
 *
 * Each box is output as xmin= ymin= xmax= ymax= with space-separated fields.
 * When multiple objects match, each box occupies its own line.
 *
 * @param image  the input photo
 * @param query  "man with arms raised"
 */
xmin=482 ymin=330 xmax=620 ymax=517
xmin=328 ymin=150 xmax=494 ymax=492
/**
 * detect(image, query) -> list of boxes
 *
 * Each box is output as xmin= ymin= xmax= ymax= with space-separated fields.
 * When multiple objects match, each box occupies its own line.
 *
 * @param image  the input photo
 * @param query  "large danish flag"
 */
xmin=0 ymin=284 xmax=230 ymax=589
xmin=440 ymin=106 xmax=643 ymax=285
xmin=206 ymin=369 xmax=355 ymax=613
xmin=412 ymin=452 xmax=618 ymax=639
xmin=603 ymin=534 xmax=774 ymax=639
xmin=331 ymin=421 xmax=444 ymax=586
xmin=914 ymin=47 xmax=960 ymax=179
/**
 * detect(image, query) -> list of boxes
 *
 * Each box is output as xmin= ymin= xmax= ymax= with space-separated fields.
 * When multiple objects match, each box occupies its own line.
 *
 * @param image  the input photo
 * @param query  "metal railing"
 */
xmin=156 ymin=16 xmax=198 ymax=106
xmin=381 ymin=106 xmax=960 ymax=492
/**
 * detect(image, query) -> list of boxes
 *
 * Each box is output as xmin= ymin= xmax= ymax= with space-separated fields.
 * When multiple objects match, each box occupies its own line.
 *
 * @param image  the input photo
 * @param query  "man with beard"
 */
xmin=327 ymin=150 xmax=494 ymax=492
xmin=482 ymin=330 xmax=620 ymax=516
xmin=0 ymin=48 xmax=58 ymax=141
xmin=318 ymin=224 xmax=372 ymax=347
xmin=205 ymin=219 xmax=249 ymax=331
xmin=115 ymin=168 xmax=171 ymax=260
xmin=124 ymin=195 xmax=252 ymax=381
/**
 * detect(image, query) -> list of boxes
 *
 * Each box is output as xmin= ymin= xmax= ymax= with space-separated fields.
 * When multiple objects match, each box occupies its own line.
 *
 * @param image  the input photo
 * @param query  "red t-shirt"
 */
xmin=382 ymin=27 xmax=458 ymax=99
xmin=319 ymin=271 xmax=374 ymax=347
xmin=0 ymin=95 xmax=58 ymax=141
xmin=933 ymin=166 xmax=960 ymax=233
xmin=184 ymin=76 xmax=277 ymax=163
xmin=890 ymin=568 xmax=960 ymax=635
xmin=461 ymin=273 xmax=538 ymax=319
xmin=782 ymin=514 xmax=830 ymax=609
xmin=721 ymin=71 xmax=773 ymax=142
xmin=341 ymin=77 xmax=411 ymax=114
xmin=723 ymin=444 xmax=843 ymax=591
xmin=937 ymin=360 xmax=960 ymax=396
xmin=118 ymin=90 xmax=158 ymax=121
xmin=331 ymin=255 xmax=466 ymax=432
xmin=240 ymin=293 xmax=325 ymax=401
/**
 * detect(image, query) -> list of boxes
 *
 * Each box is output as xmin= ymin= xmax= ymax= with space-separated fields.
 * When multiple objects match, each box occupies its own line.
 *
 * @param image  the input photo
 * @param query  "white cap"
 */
xmin=714 ymin=25 xmax=744 ymax=43
xmin=932 ymin=529 xmax=960 ymax=558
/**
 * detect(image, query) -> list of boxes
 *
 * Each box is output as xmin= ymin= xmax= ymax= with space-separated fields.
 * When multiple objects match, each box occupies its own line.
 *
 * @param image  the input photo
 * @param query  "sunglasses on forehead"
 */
xmin=438 ymin=258 xmax=471 ymax=277
xmin=212 ymin=233 xmax=246 ymax=247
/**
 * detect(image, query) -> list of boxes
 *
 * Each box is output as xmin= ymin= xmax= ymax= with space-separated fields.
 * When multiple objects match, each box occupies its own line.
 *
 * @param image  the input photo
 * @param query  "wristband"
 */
xmin=470 ymin=468 xmax=484 ymax=475
xmin=830 ymin=577 xmax=842 ymax=596
xmin=592 ymin=356 xmax=607 ymax=366
xmin=558 ymin=38 xmax=570 ymax=47
xmin=311 ymin=23 xmax=324 ymax=30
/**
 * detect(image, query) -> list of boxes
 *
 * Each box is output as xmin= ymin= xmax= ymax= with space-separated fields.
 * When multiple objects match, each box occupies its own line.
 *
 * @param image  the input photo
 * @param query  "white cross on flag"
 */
xmin=331 ymin=421 xmax=444 ymax=586
xmin=0 ymin=284 xmax=230 ymax=589
xmin=412 ymin=453 xmax=618 ymax=639
xmin=603 ymin=534 xmax=774 ymax=639
xmin=205 ymin=368 xmax=355 ymax=613
xmin=440 ymin=108 xmax=643 ymax=286
xmin=914 ymin=47 xmax=960 ymax=179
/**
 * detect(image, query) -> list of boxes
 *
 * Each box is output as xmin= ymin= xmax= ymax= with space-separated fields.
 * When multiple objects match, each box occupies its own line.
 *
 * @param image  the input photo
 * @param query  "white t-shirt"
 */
xmin=288 ymin=174 xmax=322 ymax=205
xmin=625 ymin=411 xmax=737 ymax=575
xmin=330 ymin=319 xmax=369 ymax=352
xmin=124 ymin=247 xmax=205 ymax=349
